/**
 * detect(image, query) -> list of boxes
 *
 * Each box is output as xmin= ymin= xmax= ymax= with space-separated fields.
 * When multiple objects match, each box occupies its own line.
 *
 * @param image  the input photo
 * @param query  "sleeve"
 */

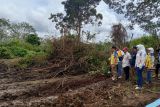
xmin=128 ymin=53 xmax=131 ymax=59
xmin=135 ymin=54 xmax=138 ymax=68
xmin=145 ymin=55 xmax=149 ymax=68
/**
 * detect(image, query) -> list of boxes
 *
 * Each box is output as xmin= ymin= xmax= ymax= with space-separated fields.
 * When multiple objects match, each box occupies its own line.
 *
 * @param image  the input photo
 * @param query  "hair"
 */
xmin=112 ymin=46 xmax=117 ymax=50
xmin=132 ymin=46 xmax=137 ymax=49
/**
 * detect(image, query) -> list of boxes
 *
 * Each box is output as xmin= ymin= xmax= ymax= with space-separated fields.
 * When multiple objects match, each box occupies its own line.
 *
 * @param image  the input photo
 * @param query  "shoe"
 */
xmin=112 ymin=77 xmax=115 ymax=81
xmin=118 ymin=76 xmax=122 ymax=79
xmin=135 ymin=86 xmax=142 ymax=90
xmin=146 ymin=81 xmax=151 ymax=84
xmin=135 ymin=85 xmax=138 ymax=87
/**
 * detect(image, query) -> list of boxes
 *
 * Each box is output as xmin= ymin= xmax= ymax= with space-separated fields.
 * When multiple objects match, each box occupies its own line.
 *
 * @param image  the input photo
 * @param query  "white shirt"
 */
xmin=135 ymin=51 xmax=146 ymax=68
xmin=122 ymin=52 xmax=131 ymax=68
xmin=135 ymin=44 xmax=146 ymax=68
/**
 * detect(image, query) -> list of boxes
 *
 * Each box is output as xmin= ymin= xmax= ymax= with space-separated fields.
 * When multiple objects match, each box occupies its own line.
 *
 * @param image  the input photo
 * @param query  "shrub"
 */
xmin=0 ymin=47 xmax=12 ymax=59
xmin=130 ymin=35 xmax=160 ymax=49
xmin=10 ymin=47 xmax=28 ymax=57
xmin=25 ymin=34 xmax=40 ymax=45
xmin=19 ymin=51 xmax=48 ymax=67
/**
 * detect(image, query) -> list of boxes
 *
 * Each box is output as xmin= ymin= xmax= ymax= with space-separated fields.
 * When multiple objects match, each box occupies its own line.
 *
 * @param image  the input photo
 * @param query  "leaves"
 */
xmin=0 ymin=18 xmax=36 ymax=41
xmin=49 ymin=0 xmax=103 ymax=42
xmin=103 ymin=0 xmax=160 ymax=34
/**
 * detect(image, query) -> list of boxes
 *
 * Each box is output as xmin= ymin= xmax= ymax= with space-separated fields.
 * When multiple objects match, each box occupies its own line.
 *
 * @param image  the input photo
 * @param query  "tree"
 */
xmin=82 ymin=30 xmax=96 ymax=42
xmin=11 ymin=22 xmax=36 ymax=39
xmin=49 ymin=0 xmax=103 ymax=44
xmin=0 ymin=18 xmax=11 ymax=41
xmin=103 ymin=0 xmax=160 ymax=34
xmin=0 ymin=18 xmax=36 ymax=41
xmin=25 ymin=34 xmax=40 ymax=45
xmin=110 ymin=23 xmax=128 ymax=47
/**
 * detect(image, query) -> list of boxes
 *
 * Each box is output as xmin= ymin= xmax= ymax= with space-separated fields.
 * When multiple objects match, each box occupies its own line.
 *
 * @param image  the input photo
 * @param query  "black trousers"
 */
xmin=156 ymin=64 xmax=160 ymax=77
xmin=123 ymin=66 xmax=130 ymax=80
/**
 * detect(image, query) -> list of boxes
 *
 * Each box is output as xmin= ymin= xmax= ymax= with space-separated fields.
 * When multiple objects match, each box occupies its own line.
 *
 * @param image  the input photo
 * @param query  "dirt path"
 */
xmin=0 ymin=71 xmax=159 ymax=107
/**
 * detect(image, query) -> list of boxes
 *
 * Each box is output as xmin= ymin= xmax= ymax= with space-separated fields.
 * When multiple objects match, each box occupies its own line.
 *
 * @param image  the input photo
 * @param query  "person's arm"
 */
xmin=140 ymin=52 xmax=146 ymax=69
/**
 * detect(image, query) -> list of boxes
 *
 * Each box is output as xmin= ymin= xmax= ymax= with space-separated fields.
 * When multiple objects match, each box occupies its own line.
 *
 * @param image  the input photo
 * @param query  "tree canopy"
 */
xmin=111 ymin=23 xmax=128 ymax=47
xmin=49 ymin=0 xmax=103 ymax=43
xmin=103 ymin=0 xmax=160 ymax=35
xmin=0 ymin=18 xmax=36 ymax=41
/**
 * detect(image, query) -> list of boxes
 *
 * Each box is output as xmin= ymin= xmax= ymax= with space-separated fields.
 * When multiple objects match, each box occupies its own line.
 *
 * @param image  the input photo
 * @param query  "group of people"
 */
xmin=110 ymin=44 xmax=160 ymax=90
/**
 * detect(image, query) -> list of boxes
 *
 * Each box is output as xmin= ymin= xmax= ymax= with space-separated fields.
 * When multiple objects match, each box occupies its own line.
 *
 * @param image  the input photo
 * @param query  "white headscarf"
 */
xmin=137 ymin=44 xmax=146 ymax=53
xmin=135 ymin=44 xmax=146 ymax=68
xmin=147 ymin=48 xmax=154 ymax=54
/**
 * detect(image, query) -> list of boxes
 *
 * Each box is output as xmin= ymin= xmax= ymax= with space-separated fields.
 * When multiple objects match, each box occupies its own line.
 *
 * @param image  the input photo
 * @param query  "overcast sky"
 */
xmin=0 ymin=0 xmax=146 ymax=42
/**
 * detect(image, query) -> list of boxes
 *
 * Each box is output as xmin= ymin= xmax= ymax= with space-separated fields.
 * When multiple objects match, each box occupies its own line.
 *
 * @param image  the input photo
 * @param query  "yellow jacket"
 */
xmin=145 ymin=54 xmax=152 ymax=69
xmin=110 ymin=52 xmax=118 ymax=65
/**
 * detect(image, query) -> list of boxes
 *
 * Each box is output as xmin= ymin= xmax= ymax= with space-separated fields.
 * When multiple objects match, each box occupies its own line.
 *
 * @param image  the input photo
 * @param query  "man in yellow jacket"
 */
xmin=110 ymin=46 xmax=118 ymax=81
xmin=145 ymin=48 xmax=155 ymax=84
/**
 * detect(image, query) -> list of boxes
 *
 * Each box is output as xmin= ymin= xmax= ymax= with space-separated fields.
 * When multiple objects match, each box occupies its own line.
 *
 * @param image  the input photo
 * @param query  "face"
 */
xmin=111 ymin=48 xmax=115 ymax=52
xmin=147 ymin=49 xmax=150 ymax=53
xmin=133 ymin=48 xmax=137 ymax=52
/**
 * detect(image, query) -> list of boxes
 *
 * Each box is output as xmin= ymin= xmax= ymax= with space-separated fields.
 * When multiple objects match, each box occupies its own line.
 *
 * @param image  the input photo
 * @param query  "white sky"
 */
xmin=0 ymin=0 xmax=146 ymax=42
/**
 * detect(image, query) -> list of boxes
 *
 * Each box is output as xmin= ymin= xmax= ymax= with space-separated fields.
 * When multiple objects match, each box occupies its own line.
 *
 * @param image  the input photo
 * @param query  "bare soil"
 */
xmin=0 ymin=62 xmax=159 ymax=107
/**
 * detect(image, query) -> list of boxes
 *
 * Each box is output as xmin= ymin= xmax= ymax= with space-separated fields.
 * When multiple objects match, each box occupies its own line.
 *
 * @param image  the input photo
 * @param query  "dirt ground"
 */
xmin=0 ymin=62 xmax=159 ymax=107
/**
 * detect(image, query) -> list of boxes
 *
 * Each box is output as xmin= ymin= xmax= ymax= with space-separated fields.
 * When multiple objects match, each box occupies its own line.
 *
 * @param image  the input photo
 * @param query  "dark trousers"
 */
xmin=117 ymin=61 xmax=123 ymax=77
xmin=156 ymin=64 xmax=160 ymax=78
xmin=123 ymin=66 xmax=130 ymax=80
xmin=136 ymin=67 xmax=144 ymax=88
xmin=147 ymin=70 xmax=152 ymax=82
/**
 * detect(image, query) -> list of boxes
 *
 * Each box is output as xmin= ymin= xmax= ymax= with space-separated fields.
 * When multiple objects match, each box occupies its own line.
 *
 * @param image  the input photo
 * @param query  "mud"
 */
xmin=0 ymin=62 xmax=159 ymax=107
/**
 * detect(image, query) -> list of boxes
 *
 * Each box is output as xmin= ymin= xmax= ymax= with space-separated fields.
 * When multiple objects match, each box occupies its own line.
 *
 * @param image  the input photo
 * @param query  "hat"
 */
xmin=123 ymin=47 xmax=128 ymax=51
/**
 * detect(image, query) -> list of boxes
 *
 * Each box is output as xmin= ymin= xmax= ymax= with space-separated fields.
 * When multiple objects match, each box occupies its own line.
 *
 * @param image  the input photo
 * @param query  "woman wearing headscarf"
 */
xmin=145 ymin=48 xmax=155 ymax=84
xmin=135 ymin=44 xmax=146 ymax=90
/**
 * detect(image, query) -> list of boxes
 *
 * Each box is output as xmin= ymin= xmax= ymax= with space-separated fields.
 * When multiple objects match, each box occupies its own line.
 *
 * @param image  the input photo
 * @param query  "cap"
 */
xmin=123 ymin=47 xmax=128 ymax=51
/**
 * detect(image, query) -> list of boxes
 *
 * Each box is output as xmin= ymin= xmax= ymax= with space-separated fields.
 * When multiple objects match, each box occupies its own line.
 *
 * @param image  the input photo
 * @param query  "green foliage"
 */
xmin=130 ymin=35 xmax=160 ymax=48
xmin=0 ymin=18 xmax=11 ymax=41
xmin=87 ymin=42 xmax=110 ymax=72
xmin=25 ymin=34 xmax=40 ymax=45
xmin=19 ymin=51 xmax=48 ymax=67
xmin=10 ymin=47 xmax=28 ymax=57
xmin=0 ymin=47 xmax=12 ymax=59
xmin=103 ymin=0 xmax=159 ymax=33
xmin=0 ymin=18 xmax=36 ymax=41
xmin=0 ymin=38 xmax=52 ymax=68
xmin=49 ymin=0 xmax=103 ymax=43
xmin=101 ymin=61 xmax=111 ymax=77
xmin=11 ymin=22 xmax=36 ymax=38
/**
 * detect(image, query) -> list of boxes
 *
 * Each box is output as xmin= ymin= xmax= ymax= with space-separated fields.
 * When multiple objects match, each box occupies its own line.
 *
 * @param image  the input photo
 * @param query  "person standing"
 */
xmin=130 ymin=46 xmax=137 ymax=81
xmin=110 ymin=46 xmax=118 ymax=81
xmin=122 ymin=47 xmax=131 ymax=81
xmin=135 ymin=44 xmax=146 ymax=90
xmin=155 ymin=49 xmax=160 ymax=80
xmin=117 ymin=48 xmax=124 ymax=78
xmin=145 ymin=48 xmax=155 ymax=84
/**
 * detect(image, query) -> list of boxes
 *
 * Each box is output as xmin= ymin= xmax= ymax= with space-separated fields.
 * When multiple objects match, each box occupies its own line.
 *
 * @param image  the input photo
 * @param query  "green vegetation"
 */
xmin=0 ymin=47 xmax=12 ymax=59
xmin=25 ymin=34 xmax=40 ymax=45
xmin=49 ymin=0 xmax=102 ymax=44
xmin=130 ymin=35 xmax=160 ymax=49
xmin=0 ymin=18 xmax=53 ymax=68
xmin=0 ymin=38 xmax=52 ymax=67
